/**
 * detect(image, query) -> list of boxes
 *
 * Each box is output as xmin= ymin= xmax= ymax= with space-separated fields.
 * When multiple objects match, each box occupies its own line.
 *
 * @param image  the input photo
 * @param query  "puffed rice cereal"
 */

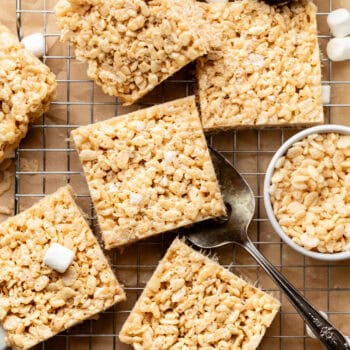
xmin=0 ymin=186 xmax=125 ymax=350
xmin=0 ymin=22 xmax=56 ymax=164
xmin=120 ymin=238 xmax=280 ymax=349
xmin=55 ymin=0 xmax=210 ymax=104
xmin=71 ymin=96 xmax=226 ymax=249
xmin=196 ymin=0 xmax=323 ymax=131
xmin=270 ymin=133 xmax=350 ymax=253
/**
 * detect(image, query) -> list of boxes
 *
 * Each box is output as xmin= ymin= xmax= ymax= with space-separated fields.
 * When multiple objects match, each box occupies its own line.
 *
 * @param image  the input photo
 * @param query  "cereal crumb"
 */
xmin=0 ymin=206 xmax=10 ymax=215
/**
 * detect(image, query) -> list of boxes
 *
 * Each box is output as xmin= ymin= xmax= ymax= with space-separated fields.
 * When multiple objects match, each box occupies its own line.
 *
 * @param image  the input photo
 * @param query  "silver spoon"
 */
xmin=186 ymin=147 xmax=350 ymax=350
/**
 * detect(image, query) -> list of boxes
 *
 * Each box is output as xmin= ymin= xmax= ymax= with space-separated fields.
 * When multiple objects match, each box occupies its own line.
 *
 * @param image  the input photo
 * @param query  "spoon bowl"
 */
xmin=187 ymin=147 xmax=254 ymax=248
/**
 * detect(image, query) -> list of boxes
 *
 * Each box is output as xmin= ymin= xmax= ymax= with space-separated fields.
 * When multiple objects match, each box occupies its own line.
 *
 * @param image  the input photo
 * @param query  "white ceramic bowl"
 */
xmin=264 ymin=124 xmax=350 ymax=261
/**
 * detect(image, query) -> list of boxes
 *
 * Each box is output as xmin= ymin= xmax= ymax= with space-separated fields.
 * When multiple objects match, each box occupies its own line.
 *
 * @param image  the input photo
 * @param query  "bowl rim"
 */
xmin=263 ymin=124 xmax=350 ymax=261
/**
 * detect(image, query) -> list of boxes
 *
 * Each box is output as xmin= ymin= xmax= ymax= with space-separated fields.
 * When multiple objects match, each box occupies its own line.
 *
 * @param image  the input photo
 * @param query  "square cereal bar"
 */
xmin=55 ymin=0 xmax=209 ymax=104
xmin=0 ymin=22 xmax=56 ymax=163
xmin=196 ymin=0 xmax=323 ymax=131
xmin=71 ymin=96 xmax=226 ymax=249
xmin=0 ymin=186 xmax=125 ymax=350
xmin=120 ymin=238 xmax=280 ymax=349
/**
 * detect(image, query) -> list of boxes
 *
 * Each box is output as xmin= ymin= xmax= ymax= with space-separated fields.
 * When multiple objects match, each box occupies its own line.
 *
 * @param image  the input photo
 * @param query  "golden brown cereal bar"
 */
xmin=55 ymin=0 xmax=209 ymax=104
xmin=0 ymin=22 xmax=56 ymax=163
xmin=71 ymin=96 xmax=226 ymax=249
xmin=0 ymin=186 xmax=125 ymax=350
xmin=196 ymin=0 xmax=323 ymax=131
xmin=120 ymin=238 xmax=280 ymax=349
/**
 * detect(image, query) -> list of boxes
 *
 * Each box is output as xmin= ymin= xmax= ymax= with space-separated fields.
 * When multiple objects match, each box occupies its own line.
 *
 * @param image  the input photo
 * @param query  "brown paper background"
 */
xmin=1 ymin=0 xmax=350 ymax=349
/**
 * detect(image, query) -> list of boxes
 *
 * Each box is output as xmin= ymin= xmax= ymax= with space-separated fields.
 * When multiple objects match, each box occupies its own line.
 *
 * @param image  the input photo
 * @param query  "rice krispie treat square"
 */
xmin=71 ymin=96 xmax=226 ymax=249
xmin=120 ymin=238 xmax=280 ymax=349
xmin=55 ymin=0 xmax=209 ymax=105
xmin=0 ymin=22 xmax=56 ymax=163
xmin=196 ymin=0 xmax=323 ymax=131
xmin=0 ymin=186 xmax=125 ymax=350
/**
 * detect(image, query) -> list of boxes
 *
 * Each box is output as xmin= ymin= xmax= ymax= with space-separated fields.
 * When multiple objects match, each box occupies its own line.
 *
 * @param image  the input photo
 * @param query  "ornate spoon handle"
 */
xmin=244 ymin=241 xmax=350 ymax=350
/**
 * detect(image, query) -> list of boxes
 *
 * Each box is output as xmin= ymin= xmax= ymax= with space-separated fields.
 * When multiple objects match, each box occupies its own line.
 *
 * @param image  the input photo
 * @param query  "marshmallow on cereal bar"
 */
xmin=196 ymin=0 xmax=323 ymax=131
xmin=120 ymin=239 xmax=280 ymax=349
xmin=0 ymin=186 xmax=125 ymax=350
xmin=0 ymin=22 xmax=56 ymax=164
xmin=44 ymin=243 xmax=75 ymax=273
xmin=55 ymin=0 xmax=209 ymax=104
xmin=71 ymin=96 xmax=226 ymax=249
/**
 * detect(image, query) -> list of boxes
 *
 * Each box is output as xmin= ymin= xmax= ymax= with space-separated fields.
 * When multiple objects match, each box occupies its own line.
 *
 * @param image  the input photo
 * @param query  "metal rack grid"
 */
xmin=13 ymin=0 xmax=350 ymax=349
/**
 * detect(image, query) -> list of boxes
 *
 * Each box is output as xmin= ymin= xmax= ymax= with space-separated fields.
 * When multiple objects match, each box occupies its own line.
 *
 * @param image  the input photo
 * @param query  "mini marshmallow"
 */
xmin=21 ymin=33 xmax=45 ymax=58
xmin=327 ymin=37 xmax=350 ymax=61
xmin=130 ymin=192 xmax=143 ymax=205
xmin=108 ymin=183 xmax=119 ymax=193
xmin=322 ymin=85 xmax=331 ymax=104
xmin=327 ymin=8 xmax=350 ymax=38
xmin=306 ymin=311 xmax=328 ymax=338
xmin=44 ymin=243 xmax=74 ymax=273
xmin=164 ymin=151 xmax=177 ymax=163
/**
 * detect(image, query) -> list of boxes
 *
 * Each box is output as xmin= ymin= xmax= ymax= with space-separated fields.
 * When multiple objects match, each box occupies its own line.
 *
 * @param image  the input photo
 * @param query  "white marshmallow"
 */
xmin=21 ymin=33 xmax=45 ymax=58
xmin=327 ymin=37 xmax=350 ymax=61
xmin=327 ymin=8 xmax=350 ymax=38
xmin=322 ymin=85 xmax=331 ymax=104
xmin=160 ymin=176 xmax=168 ymax=187
xmin=206 ymin=0 xmax=228 ymax=2
xmin=0 ymin=326 xmax=7 ymax=350
xmin=306 ymin=311 xmax=328 ymax=338
xmin=108 ymin=183 xmax=119 ymax=193
xmin=164 ymin=151 xmax=177 ymax=163
xmin=130 ymin=192 xmax=142 ymax=204
xmin=44 ymin=243 xmax=74 ymax=273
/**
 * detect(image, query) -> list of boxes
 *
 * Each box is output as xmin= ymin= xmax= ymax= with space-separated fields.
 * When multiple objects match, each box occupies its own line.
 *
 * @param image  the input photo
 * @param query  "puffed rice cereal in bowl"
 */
xmin=264 ymin=125 xmax=350 ymax=261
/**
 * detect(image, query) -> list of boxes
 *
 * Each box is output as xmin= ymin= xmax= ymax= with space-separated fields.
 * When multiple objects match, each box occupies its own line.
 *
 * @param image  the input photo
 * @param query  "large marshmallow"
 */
xmin=21 ymin=33 xmax=45 ymax=58
xmin=322 ymin=85 xmax=331 ymax=104
xmin=44 ymin=243 xmax=74 ymax=273
xmin=306 ymin=311 xmax=328 ymax=339
xmin=327 ymin=37 xmax=350 ymax=61
xmin=327 ymin=8 xmax=350 ymax=38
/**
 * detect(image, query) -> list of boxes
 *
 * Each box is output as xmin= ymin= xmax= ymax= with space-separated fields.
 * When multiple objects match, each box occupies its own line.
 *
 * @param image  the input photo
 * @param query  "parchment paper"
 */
xmin=1 ymin=0 xmax=350 ymax=349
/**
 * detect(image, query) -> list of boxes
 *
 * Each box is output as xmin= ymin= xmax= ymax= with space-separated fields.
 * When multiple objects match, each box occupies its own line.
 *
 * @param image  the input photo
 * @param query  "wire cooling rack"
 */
xmin=13 ymin=0 xmax=350 ymax=349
